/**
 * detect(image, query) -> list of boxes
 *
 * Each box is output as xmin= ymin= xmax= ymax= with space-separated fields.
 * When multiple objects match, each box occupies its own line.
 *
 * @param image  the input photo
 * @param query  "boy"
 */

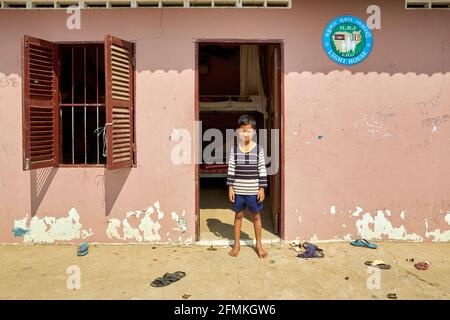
xmin=227 ymin=114 xmax=268 ymax=258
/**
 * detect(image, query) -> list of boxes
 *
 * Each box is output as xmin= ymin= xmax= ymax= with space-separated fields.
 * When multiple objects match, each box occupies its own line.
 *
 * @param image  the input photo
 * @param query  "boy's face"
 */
xmin=238 ymin=124 xmax=255 ymax=143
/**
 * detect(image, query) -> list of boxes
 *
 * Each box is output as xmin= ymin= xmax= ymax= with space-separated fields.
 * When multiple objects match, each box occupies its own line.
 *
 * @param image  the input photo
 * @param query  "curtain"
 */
xmin=240 ymin=45 xmax=267 ymax=113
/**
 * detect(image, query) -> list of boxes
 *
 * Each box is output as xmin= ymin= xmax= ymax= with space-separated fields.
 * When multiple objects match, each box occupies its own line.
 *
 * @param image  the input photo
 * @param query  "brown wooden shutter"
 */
xmin=104 ymin=35 xmax=135 ymax=170
xmin=22 ymin=35 xmax=59 ymax=171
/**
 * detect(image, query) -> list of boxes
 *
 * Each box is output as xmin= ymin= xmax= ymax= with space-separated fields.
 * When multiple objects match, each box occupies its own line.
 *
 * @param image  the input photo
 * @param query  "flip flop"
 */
xmin=386 ymin=293 xmax=398 ymax=299
xmin=365 ymin=259 xmax=391 ymax=269
xmin=298 ymin=243 xmax=324 ymax=258
xmin=302 ymin=242 xmax=318 ymax=250
xmin=298 ymin=250 xmax=324 ymax=258
xmin=77 ymin=243 xmax=89 ymax=257
xmin=414 ymin=261 xmax=430 ymax=271
xmin=150 ymin=271 xmax=186 ymax=287
xmin=351 ymin=239 xmax=378 ymax=249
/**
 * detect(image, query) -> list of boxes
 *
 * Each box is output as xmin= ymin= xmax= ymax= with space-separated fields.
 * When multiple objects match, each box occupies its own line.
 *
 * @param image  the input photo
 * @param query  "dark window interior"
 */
xmin=199 ymin=44 xmax=240 ymax=96
xmin=59 ymin=44 xmax=106 ymax=165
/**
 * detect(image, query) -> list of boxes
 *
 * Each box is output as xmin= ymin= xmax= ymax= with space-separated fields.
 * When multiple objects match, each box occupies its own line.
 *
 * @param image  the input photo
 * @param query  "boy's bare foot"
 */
xmin=256 ymin=246 xmax=268 ymax=258
xmin=229 ymin=246 xmax=240 ymax=257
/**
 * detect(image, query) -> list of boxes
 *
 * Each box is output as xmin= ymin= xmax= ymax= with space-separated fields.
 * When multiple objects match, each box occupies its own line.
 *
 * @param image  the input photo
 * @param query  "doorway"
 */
xmin=195 ymin=40 xmax=284 ymax=243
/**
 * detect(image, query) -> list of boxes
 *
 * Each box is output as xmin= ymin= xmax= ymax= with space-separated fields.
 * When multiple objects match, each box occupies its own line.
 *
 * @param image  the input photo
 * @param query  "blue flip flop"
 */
xmin=351 ymin=239 xmax=378 ymax=249
xmin=77 ymin=243 xmax=89 ymax=256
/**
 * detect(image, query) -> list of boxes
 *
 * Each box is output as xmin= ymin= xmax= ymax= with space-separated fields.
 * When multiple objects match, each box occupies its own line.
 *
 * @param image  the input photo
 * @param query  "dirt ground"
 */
xmin=0 ymin=242 xmax=449 ymax=300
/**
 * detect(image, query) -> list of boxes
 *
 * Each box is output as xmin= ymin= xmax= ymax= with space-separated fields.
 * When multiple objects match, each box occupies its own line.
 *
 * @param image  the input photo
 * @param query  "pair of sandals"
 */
xmin=150 ymin=271 xmax=186 ymax=287
xmin=297 ymin=242 xmax=324 ymax=258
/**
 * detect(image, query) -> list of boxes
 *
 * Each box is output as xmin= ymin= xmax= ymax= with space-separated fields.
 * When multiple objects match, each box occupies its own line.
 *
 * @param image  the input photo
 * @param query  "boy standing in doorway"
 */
xmin=227 ymin=114 xmax=268 ymax=258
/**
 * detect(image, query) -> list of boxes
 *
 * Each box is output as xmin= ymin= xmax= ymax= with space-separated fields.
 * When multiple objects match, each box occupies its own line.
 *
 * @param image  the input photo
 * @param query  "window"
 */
xmin=405 ymin=1 xmax=450 ymax=9
xmin=0 ymin=0 xmax=292 ymax=9
xmin=60 ymin=44 xmax=106 ymax=165
xmin=22 ymin=35 xmax=136 ymax=171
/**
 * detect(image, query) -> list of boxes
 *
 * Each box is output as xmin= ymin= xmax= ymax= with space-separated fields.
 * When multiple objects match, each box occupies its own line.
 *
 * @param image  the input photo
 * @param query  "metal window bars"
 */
xmin=405 ymin=0 xmax=450 ymax=9
xmin=60 ymin=44 xmax=106 ymax=165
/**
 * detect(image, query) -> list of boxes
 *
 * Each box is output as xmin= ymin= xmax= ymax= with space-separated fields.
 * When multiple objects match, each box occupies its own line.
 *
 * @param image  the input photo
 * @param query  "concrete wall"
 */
xmin=1 ymin=0 xmax=450 ymax=243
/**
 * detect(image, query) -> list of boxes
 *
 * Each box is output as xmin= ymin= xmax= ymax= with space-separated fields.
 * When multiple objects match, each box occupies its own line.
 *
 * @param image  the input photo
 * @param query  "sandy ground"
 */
xmin=0 ymin=242 xmax=449 ymax=300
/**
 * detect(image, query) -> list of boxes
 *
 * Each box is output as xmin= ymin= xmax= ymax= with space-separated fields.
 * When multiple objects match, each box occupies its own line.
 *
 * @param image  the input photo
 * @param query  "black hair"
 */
xmin=237 ymin=114 xmax=257 ymax=130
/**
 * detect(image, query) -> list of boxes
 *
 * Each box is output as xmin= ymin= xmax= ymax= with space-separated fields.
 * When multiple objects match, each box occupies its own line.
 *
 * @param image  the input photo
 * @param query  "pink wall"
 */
xmin=0 ymin=0 xmax=450 ymax=243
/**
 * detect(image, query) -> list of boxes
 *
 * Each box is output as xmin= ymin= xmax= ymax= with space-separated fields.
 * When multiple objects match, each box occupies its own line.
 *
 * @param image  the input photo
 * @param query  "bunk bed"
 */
xmin=199 ymin=104 xmax=265 ymax=178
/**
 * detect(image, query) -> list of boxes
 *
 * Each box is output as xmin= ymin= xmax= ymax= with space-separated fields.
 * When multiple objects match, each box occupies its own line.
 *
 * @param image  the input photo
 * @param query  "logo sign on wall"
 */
xmin=322 ymin=15 xmax=373 ymax=66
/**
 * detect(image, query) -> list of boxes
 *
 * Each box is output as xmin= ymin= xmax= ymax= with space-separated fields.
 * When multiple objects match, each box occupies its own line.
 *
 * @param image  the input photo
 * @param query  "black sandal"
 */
xmin=150 ymin=271 xmax=186 ymax=287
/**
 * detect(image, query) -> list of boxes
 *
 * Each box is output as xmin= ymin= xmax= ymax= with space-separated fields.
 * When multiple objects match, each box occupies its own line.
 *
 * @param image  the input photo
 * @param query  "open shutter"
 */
xmin=104 ymin=35 xmax=135 ymax=170
xmin=22 ymin=35 xmax=59 ymax=171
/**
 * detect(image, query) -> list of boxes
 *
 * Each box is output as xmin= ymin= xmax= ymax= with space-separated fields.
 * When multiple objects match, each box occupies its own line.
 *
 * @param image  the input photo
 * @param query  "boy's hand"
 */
xmin=257 ymin=188 xmax=265 ymax=203
xmin=228 ymin=186 xmax=235 ymax=203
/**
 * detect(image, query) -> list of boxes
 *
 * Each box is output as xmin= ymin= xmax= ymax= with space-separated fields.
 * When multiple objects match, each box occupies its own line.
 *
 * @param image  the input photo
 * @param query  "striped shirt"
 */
xmin=226 ymin=143 xmax=268 ymax=195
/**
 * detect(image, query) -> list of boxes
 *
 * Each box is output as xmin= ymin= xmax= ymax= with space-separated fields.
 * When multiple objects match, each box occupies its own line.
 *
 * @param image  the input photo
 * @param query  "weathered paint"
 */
xmin=1 ymin=0 xmax=450 ymax=243
xmin=12 ymin=208 xmax=93 ymax=244
xmin=355 ymin=210 xmax=423 ymax=241
xmin=171 ymin=211 xmax=187 ymax=234
xmin=352 ymin=207 xmax=364 ymax=217
xmin=424 ymin=212 xmax=450 ymax=242
xmin=330 ymin=206 xmax=336 ymax=215
xmin=106 ymin=202 xmax=189 ymax=243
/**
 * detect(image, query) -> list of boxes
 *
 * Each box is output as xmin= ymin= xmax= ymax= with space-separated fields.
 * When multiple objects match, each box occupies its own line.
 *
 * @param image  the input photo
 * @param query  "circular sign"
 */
xmin=322 ymin=15 xmax=373 ymax=66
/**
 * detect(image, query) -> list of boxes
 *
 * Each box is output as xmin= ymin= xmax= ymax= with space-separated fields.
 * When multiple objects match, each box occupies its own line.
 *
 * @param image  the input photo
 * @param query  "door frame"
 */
xmin=194 ymin=39 xmax=285 ymax=241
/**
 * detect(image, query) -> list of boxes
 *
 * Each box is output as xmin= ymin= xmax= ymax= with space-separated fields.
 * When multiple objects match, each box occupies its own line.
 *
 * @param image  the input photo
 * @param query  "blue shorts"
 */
xmin=232 ymin=194 xmax=263 ymax=213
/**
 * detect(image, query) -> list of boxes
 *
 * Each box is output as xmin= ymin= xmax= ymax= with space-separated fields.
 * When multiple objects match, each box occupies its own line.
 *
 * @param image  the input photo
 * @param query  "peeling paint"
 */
xmin=107 ymin=205 xmax=162 ymax=242
xmin=105 ymin=203 xmax=190 ymax=242
xmin=309 ymin=234 xmax=319 ymax=241
xmin=445 ymin=213 xmax=450 ymax=225
xmin=425 ymin=227 xmax=450 ymax=242
xmin=13 ymin=208 xmax=93 ymax=244
xmin=352 ymin=206 xmax=363 ymax=217
xmin=347 ymin=207 xmax=450 ymax=242
xmin=424 ymin=215 xmax=450 ymax=242
xmin=177 ymin=218 xmax=187 ymax=233
xmin=342 ymin=234 xmax=352 ymax=241
xmin=106 ymin=219 xmax=122 ymax=239
xmin=171 ymin=210 xmax=187 ymax=234
xmin=355 ymin=209 xmax=423 ymax=241
xmin=330 ymin=206 xmax=336 ymax=215
xmin=154 ymin=201 xmax=164 ymax=220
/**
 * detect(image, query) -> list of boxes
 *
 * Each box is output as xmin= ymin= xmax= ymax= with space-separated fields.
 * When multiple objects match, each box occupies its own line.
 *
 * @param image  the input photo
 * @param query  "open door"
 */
xmin=22 ymin=35 xmax=60 ymax=171
xmin=104 ymin=35 xmax=135 ymax=170
xmin=269 ymin=45 xmax=281 ymax=233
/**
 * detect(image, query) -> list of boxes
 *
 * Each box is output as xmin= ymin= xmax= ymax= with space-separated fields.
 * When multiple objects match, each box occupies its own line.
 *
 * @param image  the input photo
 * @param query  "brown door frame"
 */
xmin=194 ymin=39 xmax=285 ymax=241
